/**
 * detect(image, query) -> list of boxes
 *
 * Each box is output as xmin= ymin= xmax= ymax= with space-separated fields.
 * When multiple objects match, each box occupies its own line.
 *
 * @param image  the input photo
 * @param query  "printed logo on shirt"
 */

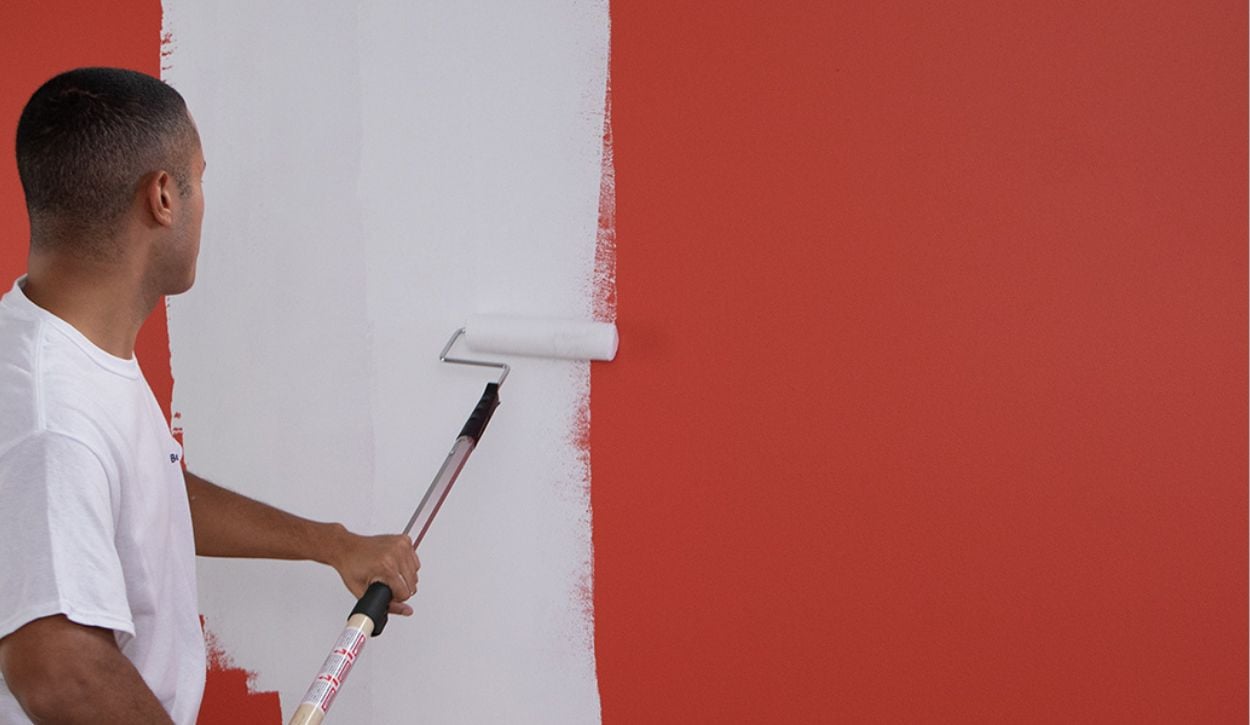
xmin=170 ymin=452 xmax=181 ymax=464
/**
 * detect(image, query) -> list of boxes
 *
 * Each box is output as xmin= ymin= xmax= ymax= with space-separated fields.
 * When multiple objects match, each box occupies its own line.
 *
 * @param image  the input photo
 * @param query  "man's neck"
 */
xmin=22 ymin=252 xmax=157 ymax=360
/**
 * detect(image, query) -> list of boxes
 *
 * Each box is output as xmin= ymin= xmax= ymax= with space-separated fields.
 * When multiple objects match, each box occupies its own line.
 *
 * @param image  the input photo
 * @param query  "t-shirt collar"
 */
xmin=1 ymin=275 xmax=142 ymax=379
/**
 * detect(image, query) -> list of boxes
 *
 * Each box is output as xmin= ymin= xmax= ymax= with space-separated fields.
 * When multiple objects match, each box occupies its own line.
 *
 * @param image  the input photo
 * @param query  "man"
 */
xmin=0 ymin=67 xmax=420 ymax=723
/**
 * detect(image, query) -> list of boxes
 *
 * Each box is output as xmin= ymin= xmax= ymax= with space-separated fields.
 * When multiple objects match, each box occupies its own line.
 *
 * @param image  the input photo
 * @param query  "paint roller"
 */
xmin=289 ymin=315 xmax=617 ymax=725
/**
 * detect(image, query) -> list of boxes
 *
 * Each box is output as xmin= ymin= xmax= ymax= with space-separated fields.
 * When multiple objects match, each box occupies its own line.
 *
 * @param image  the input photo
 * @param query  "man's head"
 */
xmin=16 ymin=67 xmax=202 ymax=277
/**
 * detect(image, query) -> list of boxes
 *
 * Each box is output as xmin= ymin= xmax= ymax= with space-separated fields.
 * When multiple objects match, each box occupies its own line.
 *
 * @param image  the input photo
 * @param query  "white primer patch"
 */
xmin=163 ymin=2 xmax=608 ymax=721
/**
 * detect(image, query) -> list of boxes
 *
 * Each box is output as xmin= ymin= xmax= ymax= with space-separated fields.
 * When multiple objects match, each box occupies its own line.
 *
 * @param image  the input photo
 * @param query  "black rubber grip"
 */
xmin=350 ymin=581 xmax=392 ymax=636
xmin=458 ymin=383 xmax=501 ymax=442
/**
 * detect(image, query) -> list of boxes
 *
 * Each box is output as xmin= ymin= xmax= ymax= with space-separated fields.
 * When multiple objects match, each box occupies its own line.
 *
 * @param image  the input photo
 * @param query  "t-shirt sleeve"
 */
xmin=0 ymin=431 xmax=134 ymax=641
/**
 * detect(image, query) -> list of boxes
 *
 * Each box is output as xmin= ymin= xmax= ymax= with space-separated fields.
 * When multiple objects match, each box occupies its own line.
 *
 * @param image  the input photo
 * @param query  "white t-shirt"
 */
xmin=0 ymin=277 xmax=205 ymax=724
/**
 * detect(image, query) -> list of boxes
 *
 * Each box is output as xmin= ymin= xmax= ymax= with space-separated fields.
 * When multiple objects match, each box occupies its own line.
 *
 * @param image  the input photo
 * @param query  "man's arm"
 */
xmin=0 ymin=615 xmax=172 ymax=724
xmin=185 ymin=471 xmax=419 ymax=614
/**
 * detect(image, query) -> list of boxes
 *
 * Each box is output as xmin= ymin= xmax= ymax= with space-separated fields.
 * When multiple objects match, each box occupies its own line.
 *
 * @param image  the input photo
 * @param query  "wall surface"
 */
xmin=594 ymin=1 xmax=1248 ymax=723
xmin=0 ymin=2 xmax=1247 ymax=724
xmin=161 ymin=1 xmax=607 ymax=722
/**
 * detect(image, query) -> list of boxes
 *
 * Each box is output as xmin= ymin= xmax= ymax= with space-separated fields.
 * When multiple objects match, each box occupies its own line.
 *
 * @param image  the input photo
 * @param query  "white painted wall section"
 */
xmin=163 ymin=2 xmax=608 ymax=721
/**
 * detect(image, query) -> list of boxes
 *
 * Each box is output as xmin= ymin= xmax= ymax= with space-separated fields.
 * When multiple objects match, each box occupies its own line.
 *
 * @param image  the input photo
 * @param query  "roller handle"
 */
xmin=351 ymin=384 xmax=498 ymax=639
xmin=350 ymin=581 xmax=392 ymax=636
xmin=458 ymin=383 xmax=501 ymax=442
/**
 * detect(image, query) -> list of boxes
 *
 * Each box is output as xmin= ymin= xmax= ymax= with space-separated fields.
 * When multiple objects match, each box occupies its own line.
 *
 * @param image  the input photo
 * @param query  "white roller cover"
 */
xmin=465 ymin=314 xmax=618 ymax=361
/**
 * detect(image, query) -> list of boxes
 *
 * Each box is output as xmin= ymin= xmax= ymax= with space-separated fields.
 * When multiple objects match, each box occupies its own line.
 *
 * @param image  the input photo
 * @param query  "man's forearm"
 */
xmin=184 ymin=471 xmax=345 ymax=564
xmin=183 ymin=471 xmax=420 ymax=611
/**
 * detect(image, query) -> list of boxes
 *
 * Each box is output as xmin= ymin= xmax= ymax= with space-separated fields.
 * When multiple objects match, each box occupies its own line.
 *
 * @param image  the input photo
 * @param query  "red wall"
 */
xmin=2 ymin=2 xmax=1245 ymax=723
xmin=592 ymin=1 xmax=1247 ymax=723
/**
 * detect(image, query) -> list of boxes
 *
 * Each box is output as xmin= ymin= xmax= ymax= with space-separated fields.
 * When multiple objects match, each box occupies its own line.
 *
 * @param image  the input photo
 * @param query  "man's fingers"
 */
xmin=393 ymin=541 xmax=419 ymax=599
xmin=390 ymin=536 xmax=419 ymax=598
xmin=405 ymin=553 xmax=420 ymax=596
xmin=394 ymin=571 xmax=416 ymax=599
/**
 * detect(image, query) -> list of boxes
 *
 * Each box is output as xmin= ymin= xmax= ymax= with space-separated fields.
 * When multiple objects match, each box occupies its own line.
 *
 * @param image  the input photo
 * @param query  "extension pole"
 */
xmin=287 ymin=382 xmax=500 ymax=725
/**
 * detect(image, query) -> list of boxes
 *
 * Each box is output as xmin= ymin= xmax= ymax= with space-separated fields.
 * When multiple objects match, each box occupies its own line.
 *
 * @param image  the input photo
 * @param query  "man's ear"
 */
xmin=145 ymin=170 xmax=175 ymax=227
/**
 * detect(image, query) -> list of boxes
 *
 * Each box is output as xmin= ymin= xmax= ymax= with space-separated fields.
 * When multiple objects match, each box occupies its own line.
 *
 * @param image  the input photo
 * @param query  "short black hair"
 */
xmin=15 ymin=67 xmax=198 ymax=243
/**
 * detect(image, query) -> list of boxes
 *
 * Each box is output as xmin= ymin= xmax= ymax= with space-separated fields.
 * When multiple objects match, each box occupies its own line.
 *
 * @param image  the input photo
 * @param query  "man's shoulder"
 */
xmin=0 ymin=300 xmax=43 ymax=362
xmin=0 ymin=309 xmax=45 ymax=451
xmin=0 ymin=309 xmax=125 ymax=459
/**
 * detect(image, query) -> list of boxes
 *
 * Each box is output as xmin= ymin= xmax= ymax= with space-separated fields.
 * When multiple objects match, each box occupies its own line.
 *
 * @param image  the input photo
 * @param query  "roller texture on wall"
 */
xmin=161 ymin=1 xmax=607 ymax=722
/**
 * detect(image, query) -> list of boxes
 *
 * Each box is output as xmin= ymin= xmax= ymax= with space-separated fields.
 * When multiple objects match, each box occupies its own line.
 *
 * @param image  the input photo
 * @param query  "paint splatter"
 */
xmin=198 ymin=617 xmax=282 ymax=724
xmin=160 ymin=29 xmax=176 ymax=75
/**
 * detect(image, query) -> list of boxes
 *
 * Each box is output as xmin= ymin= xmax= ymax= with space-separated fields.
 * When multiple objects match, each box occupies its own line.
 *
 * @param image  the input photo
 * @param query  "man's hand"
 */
xmin=328 ymin=530 xmax=421 ymax=616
